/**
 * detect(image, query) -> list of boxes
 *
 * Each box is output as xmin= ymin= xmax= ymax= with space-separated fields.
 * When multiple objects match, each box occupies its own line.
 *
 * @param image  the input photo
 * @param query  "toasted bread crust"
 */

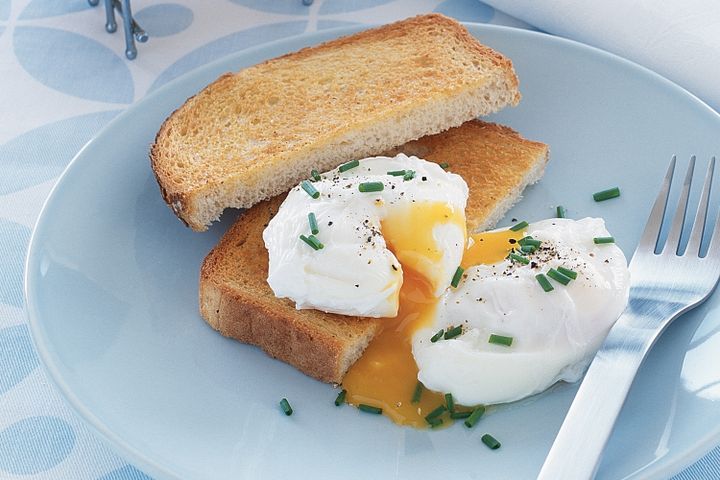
xmin=152 ymin=14 xmax=520 ymax=231
xmin=200 ymin=120 xmax=548 ymax=384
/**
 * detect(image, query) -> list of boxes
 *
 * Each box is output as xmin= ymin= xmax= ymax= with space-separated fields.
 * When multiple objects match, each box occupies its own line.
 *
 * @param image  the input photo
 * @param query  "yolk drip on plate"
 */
xmin=343 ymin=203 xmax=522 ymax=427
xmin=342 ymin=267 xmax=444 ymax=427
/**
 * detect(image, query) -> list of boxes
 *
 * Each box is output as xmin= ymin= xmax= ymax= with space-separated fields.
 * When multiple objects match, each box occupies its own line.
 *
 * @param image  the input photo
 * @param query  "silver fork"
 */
xmin=538 ymin=156 xmax=720 ymax=480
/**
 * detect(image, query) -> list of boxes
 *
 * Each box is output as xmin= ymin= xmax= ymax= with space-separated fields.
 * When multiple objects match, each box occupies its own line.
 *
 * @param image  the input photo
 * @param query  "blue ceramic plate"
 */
xmin=25 ymin=24 xmax=720 ymax=479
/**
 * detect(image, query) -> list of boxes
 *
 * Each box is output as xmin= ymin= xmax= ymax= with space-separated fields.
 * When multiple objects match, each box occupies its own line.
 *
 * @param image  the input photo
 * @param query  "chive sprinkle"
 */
xmin=334 ymin=389 xmax=347 ymax=406
xmin=358 ymin=404 xmax=382 ymax=414
xmin=520 ymin=245 xmax=537 ymax=254
xmin=310 ymin=169 xmax=321 ymax=182
xmin=425 ymin=405 xmax=447 ymax=421
xmin=509 ymin=253 xmax=530 ymax=265
xmin=481 ymin=433 xmax=501 ymax=450
xmin=464 ymin=406 xmax=486 ymax=428
xmin=430 ymin=329 xmax=444 ymax=343
xmin=594 ymin=236 xmax=615 ymax=244
xmin=519 ymin=237 xmax=542 ymax=247
xmin=593 ymin=187 xmax=621 ymax=202
xmin=403 ymin=170 xmax=416 ymax=181
xmin=557 ymin=266 xmax=578 ymax=279
xmin=339 ymin=159 xmax=359 ymax=172
xmin=445 ymin=393 xmax=455 ymax=413
xmin=450 ymin=411 xmax=472 ymax=420
xmin=547 ymin=268 xmax=572 ymax=285
xmin=358 ymin=181 xmax=384 ymax=193
xmin=308 ymin=212 xmax=319 ymax=235
xmin=387 ymin=170 xmax=406 ymax=176
xmin=411 ymin=382 xmax=423 ymax=404
xmin=299 ymin=234 xmax=324 ymax=250
xmin=428 ymin=418 xmax=444 ymax=428
xmin=556 ymin=205 xmax=566 ymax=218
xmin=451 ymin=266 xmax=464 ymax=288
xmin=301 ymin=180 xmax=320 ymax=199
xmin=439 ymin=162 xmax=450 ymax=169
xmin=510 ymin=220 xmax=529 ymax=232
xmin=536 ymin=273 xmax=554 ymax=292
xmin=280 ymin=398 xmax=293 ymax=416
xmin=444 ymin=325 xmax=463 ymax=340
xmin=489 ymin=334 xmax=513 ymax=347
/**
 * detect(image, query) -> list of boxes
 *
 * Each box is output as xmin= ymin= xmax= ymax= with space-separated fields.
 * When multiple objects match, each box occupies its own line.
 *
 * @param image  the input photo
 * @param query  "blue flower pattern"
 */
xmin=0 ymin=0 xmax=712 ymax=478
xmin=133 ymin=4 xmax=193 ymax=38
xmin=0 ymin=417 xmax=75 ymax=475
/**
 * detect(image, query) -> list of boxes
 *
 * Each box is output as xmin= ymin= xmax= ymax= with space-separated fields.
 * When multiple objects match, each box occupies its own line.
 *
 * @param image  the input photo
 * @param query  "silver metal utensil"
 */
xmin=538 ymin=155 xmax=720 ymax=479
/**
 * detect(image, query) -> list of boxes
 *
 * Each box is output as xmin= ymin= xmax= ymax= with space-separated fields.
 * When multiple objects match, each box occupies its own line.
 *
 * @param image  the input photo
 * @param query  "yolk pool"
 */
xmin=342 ymin=267 xmax=445 ymax=427
xmin=342 ymin=202 xmax=522 ymax=427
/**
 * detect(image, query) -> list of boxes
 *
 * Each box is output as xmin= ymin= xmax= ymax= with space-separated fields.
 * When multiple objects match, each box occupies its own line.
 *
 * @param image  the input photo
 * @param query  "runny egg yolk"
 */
xmin=342 ymin=204 xmax=523 ymax=427
xmin=381 ymin=202 xmax=465 ymax=295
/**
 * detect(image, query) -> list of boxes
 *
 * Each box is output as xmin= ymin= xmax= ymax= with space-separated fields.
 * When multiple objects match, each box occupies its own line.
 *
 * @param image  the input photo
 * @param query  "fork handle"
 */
xmin=537 ymin=301 xmax=681 ymax=479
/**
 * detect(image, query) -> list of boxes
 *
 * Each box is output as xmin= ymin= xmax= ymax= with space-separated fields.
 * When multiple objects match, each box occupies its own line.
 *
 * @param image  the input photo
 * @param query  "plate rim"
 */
xmin=23 ymin=22 xmax=720 ymax=480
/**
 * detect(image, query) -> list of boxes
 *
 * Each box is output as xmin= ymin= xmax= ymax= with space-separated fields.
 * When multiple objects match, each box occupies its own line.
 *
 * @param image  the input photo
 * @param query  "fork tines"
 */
xmin=640 ymin=155 xmax=717 ymax=257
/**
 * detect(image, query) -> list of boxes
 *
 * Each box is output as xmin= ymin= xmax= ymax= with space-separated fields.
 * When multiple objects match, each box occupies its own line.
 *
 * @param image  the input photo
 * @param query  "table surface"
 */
xmin=0 ymin=0 xmax=717 ymax=478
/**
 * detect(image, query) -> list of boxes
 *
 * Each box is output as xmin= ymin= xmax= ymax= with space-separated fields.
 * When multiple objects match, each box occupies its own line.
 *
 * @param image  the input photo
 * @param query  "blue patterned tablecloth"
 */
xmin=0 ymin=1 xmax=717 ymax=478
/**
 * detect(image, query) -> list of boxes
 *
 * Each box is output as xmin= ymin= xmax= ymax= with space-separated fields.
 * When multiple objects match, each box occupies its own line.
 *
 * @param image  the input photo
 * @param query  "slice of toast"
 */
xmin=199 ymin=120 xmax=548 ymax=383
xmin=151 ymin=14 xmax=520 ymax=231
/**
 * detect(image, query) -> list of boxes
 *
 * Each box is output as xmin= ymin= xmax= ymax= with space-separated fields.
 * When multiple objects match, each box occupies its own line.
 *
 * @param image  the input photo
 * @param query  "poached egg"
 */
xmin=263 ymin=155 xmax=630 ymax=427
xmin=263 ymin=154 xmax=468 ymax=317
xmin=413 ymin=217 xmax=630 ymax=406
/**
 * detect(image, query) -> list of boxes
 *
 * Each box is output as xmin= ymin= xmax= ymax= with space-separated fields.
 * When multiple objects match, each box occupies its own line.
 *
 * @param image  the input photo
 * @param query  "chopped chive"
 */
xmin=338 ymin=159 xmax=359 ymax=172
xmin=358 ymin=404 xmax=382 ymax=414
xmin=464 ymin=406 xmax=486 ymax=428
xmin=280 ymin=398 xmax=293 ymax=416
xmin=445 ymin=393 xmax=455 ymax=413
xmin=439 ymin=162 xmax=450 ymax=170
xmin=520 ymin=245 xmax=537 ymax=254
xmin=299 ymin=234 xmax=324 ymax=250
xmin=403 ymin=170 xmax=416 ymax=181
xmin=310 ymin=169 xmax=321 ymax=182
xmin=488 ymin=334 xmax=513 ymax=347
xmin=594 ymin=236 xmax=615 ymax=244
xmin=428 ymin=417 xmax=444 ymax=428
xmin=450 ymin=411 xmax=472 ymax=420
xmin=387 ymin=169 xmax=406 ymax=176
xmin=481 ymin=434 xmax=501 ymax=450
xmin=358 ymin=181 xmax=384 ymax=193
xmin=536 ymin=273 xmax=554 ymax=292
xmin=444 ymin=325 xmax=463 ymax=340
xmin=557 ymin=266 xmax=578 ymax=279
xmin=451 ymin=266 xmax=464 ymax=288
xmin=430 ymin=329 xmax=444 ymax=343
xmin=519 ymin=237 xmax=542 ymax=247
xmin=547 ymin=268 xmax=572 ymax=285
xmin=556 ymin=205 xmax=566 ymax=218
xmin=301 ymin=180 xmax=320 ymax=199
xmin=509 ymin=253 xmax=530 ymax=264
xmin=510 ymin=220 xmax=529 ymax=232
xmin=308 ymin=212 xmax=319 ymax=235
xmin=425 ymin=405 xmax=447 ymax=421
xmin=593 ymin=187 xmax=621 ymax=202
xmin=411 ymin=382 xmax=423 ymax=404
xmin=334 ymin=389 xmax=347 ymax=406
